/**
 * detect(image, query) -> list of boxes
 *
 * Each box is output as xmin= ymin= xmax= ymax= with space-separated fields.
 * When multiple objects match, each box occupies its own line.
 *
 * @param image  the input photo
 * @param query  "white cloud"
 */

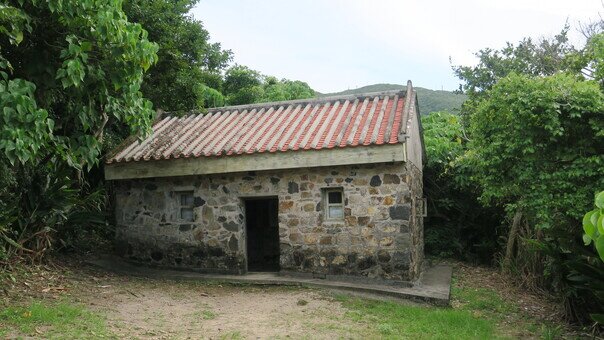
xmin=192 ymin=0 xmax=603 ymax=92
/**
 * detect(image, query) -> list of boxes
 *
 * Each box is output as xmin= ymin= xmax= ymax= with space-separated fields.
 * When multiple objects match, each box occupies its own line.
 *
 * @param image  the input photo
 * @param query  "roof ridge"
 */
xmin=202 ymin=89 xmax=405 ymax=113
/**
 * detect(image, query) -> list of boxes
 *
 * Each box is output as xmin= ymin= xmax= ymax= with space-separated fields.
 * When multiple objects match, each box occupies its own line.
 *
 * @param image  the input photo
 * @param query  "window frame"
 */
xmin=323 ymin=187 xmax=344 ymax=221
xmin=176 ymin=191 xmax=195 ymax=222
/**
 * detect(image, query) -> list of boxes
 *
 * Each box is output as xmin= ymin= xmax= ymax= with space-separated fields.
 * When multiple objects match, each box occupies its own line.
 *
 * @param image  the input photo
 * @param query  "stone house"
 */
xmin=105 ymin=81 xmax=425 ymax=283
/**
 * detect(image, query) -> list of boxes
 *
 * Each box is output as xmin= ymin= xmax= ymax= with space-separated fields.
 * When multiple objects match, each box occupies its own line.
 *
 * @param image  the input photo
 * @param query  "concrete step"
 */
xmin=86 ymin=255 xmax=451 ymax=306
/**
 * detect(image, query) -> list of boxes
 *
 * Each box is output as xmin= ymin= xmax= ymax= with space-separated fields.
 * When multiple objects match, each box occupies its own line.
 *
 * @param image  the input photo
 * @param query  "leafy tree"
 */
xmin=469 ymin=73 xmax=604 ymax=221
xmin=422 ymin=112 xmax=502 ymax=261
xmin=0 ymin=0 xmax=158 ymax=168
xmin=453 ymin=27 xmax=576 ymax=128
xmin=123 ymin=0 xmax=232 ymax=111
xmin=223 ymin=65 xmax=264 ymax=105
xmin=262 ymin=77 xmax=314 ymax=102
xmin=453 ymin=27 xmax=575 ymax=97
xmin=468 ymin=72 xmax=604 ymax=321
xmin=0 ymin=0 xmax=157 ymax=261
xmin=223 ymin=65 xmax=314 ymax=105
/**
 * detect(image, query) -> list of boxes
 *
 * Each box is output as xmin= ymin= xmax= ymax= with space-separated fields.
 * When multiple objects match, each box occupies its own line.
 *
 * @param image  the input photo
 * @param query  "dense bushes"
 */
xmin=468 ymin=73 xmax=604 ymax=322
xmin=0 ymin=0 xmax=158 ymax=264
xmin=424 ymin=28 xmax=604 ymax=325
xmin=422 ymin=112 xmax=503 ymax=263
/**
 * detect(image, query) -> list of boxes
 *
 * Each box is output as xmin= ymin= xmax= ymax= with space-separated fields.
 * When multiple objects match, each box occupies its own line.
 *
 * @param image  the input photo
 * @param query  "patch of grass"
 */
xmin=0 ymin=300 xmax=110 ymax=339
xmin=336 ymin=295 xmax=498 ymax=339
xmin=220 ymin=330 xmax=243 ymax=339
xmin=452 ymin=284 xmax=517 ymax=316
xmin=190 ymin=308 xmax=217 ymax=320
xmin=335 ymin=271 xmax=549 ymax=339
xmin=201 ymin=310 xmax=217 ymax=320
xmin=541 ymin=324 xmax=564 ymax=340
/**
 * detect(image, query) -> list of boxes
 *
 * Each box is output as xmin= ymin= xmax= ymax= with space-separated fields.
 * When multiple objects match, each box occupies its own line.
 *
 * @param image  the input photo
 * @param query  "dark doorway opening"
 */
xmin=244 ymin=197 xmax=280 ymax=272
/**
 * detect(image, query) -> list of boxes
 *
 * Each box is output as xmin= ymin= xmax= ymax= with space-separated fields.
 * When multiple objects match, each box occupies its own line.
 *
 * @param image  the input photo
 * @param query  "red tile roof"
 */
xmin=107 ymin=90 xmax=409 ymax=164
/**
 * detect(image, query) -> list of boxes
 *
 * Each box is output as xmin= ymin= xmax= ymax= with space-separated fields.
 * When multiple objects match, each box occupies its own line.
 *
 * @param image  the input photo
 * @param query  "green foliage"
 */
xmin=223 ymin=65 xmax=315 ymax=105
xmin=0 ymin=0 xmax=156 ymax=263
xmin=0 ymin=79 xmax=53 ymax=164
xmin=453 ymin=27 xmax=575 ymax=97
xmin=123 ymin=0 xmax=232 ymax=112
xmin=0 ymin=0 xmax=158 ymax=169
xmin=452 ymin=26 xmax=604 ymax=325
xmin=262 ymin=77 xmax=315 ymax=102
xmin=0 ymin=165 xmax=106 ymax=262
xmin=469 ymin=73 xmax=604 ymax=224
xmin=223 ymin=65 xmax=264 ymax=105
xmin=320 ymin=83 xmax=467 ymax=115
xmin=465 ymin=72 xmax=604 ymax=322
xmin=583 ymin=192 xmax=604 ymax=262
xmin=422 ymin=112 xmax=503 ymax=261
xmin=422 ymin=112 xmax=465 ymax=169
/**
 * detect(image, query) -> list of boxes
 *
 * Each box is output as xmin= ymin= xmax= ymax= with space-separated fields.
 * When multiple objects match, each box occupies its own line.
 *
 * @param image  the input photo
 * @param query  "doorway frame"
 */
xmin=240 ymin=195 xmax=280 ymax=273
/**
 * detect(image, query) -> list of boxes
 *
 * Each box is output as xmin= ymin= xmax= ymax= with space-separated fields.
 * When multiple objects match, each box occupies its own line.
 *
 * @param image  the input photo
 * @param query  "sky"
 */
xmin=191 ymin=0 xmax=602 ymax=93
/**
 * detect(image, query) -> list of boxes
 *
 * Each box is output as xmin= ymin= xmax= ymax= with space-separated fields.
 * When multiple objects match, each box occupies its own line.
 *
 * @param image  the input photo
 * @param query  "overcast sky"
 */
xmin=191 ymin=0 xmax=602 ymax=93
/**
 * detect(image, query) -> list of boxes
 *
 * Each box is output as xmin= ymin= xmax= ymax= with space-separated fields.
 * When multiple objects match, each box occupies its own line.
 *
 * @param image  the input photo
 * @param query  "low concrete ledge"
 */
xmin=85 ymin=255 xmax=452 ymax=306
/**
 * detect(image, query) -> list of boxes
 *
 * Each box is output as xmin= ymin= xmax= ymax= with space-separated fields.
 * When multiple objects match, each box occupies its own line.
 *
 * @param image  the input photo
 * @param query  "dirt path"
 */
xmin=78 ymin=278 xmax=374 ymax=339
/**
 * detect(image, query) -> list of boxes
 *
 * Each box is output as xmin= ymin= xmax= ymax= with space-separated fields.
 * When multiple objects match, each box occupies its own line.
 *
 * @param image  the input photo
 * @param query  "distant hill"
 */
xmin=318 ymin=83 xmax=467 ymax=115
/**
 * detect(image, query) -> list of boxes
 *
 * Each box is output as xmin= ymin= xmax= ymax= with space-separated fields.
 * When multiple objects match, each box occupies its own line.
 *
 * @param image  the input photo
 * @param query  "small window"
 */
xmin=323 ymin=188 xmax=344 ymax=220
xmin=177 ymin=191 xmax=194 ymax=222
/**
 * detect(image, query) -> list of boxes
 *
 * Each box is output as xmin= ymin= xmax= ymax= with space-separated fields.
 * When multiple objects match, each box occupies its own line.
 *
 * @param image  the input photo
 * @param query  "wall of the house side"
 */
xmin=405 ymin=99 xmax=423 ymax=172
xmin=404 ymin=98 xmax=425 ymax=278
xmin=112 ymin=162 xmax=423 ymax=281
xmin=406 ymin=162 xmax=424 ymax=279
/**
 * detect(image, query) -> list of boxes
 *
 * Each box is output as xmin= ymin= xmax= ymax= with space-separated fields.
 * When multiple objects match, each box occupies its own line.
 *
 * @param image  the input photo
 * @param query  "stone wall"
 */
xmin=112 ymin=161 xmax=423 ymax=281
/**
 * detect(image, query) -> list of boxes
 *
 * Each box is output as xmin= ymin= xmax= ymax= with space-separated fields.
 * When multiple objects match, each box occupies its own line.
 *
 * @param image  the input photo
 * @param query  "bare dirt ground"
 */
xmin=2 ymin=257 xmax=575 ymax=339
xmin=2 ymin=259 xmax=377 ymax=339
xmin=86 ymin=280 xmax=374 ymax=339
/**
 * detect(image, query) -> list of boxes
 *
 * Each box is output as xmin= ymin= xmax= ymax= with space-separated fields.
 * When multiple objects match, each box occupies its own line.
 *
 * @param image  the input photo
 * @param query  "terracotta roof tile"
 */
xmin=107 ymin=90 xmax=407 ymax=164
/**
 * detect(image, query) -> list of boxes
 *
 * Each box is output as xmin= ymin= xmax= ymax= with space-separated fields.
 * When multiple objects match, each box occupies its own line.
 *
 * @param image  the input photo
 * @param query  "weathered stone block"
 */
xmin=222 ymin=221 xmax=239 ymax=232
xmin=228 ymin=235 xmax=238 ymax=251
xmin=383 ymin=196 xmax=395 ymax=205
xmin=352 ymin=178 xmax=368 ymax=186
xmin=302 ymin=203 xmax=314 ymax=212
xmin=345 ymin=216 xmax=358 ymax=226
xmin=304 ymin=234 xmax=318 ymax=244
xmin=377 ymin=250 xmax=391 ymax=263
xmin=289 ymin=233 xmax=302 ymax=243
xmin=320 ymin=236 xmax=333 ymax=245
xmin=357 ymin=216 xmax=370 ymax=226
xmin=279 ymin=200 xmax=294 ymax=211
xmin=370 ymin=175 xmax=382 ymax=187
xmin=389 ymin=205 xmax=411 ymax=220
xmin=380 ymin=237 xmax=394 ymax=247
xmin=383 ymin=174 xmax=401 ymax=184
xmin=288 ymin=181 xmax=299 ymax=194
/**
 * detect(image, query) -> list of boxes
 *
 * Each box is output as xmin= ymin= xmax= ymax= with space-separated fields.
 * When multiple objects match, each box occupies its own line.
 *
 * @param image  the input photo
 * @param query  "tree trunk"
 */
xmin=503 ymin=210 xmax=522 ymax=272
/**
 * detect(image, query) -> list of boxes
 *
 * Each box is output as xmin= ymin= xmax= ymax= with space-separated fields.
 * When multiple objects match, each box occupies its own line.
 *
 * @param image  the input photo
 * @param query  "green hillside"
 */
xmin=319 ymin=83 xmax=467 ymax=115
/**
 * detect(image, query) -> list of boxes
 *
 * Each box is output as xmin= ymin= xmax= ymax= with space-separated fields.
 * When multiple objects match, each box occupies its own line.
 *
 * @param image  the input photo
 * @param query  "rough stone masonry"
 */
xmin=113 ymin=161 xmax=423 ymax=282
